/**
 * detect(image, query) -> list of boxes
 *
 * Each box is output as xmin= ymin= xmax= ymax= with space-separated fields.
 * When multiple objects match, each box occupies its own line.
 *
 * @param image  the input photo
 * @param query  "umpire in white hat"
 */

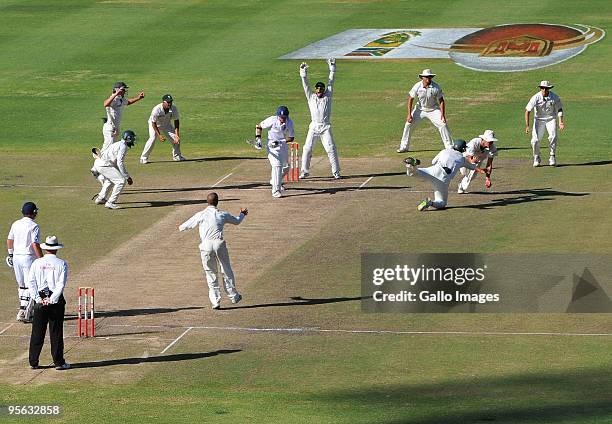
xmin=27 ymin=235 xmax=70 ymax=370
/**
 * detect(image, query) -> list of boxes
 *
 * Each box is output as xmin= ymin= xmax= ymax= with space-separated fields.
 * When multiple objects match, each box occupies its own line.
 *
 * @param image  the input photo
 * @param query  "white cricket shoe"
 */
xmin=55 ymin=363 xmax=71 ymax=370
xmin=417 ymin=198 xmax=432 ymax=211
xmin=231 ymin=293 xmax=242 ymax=304
xmin=457 ymin=187 xmax=467 ymax=194
xmin=94 ymin=196 xmax=106 ymax=205
xmin=139 ymin=158 xmax=149 ymax=164
xmin=105 ymin=202 xmax=120 ymax=210
xmin=397 ymin=147 xmax=409 ymax=153
xmin=16 ymin=310 xmax=26 ymax=322
xmin=549 ymin=156 xmax=557 ymax=167
xmin=333 ymin=172 xmax=341 ymax=179
xmin=211 ymin=303 xmax=220 ymax=310
xmin=299 ymin=171 xmax=309 ymax=179
xmin=173 ymin=155 xmax=186 ymax=162
xmin=533 ymin=156 xmax=541 ymax=167
xmin=272 ymin=191 xmax=282 ymax=198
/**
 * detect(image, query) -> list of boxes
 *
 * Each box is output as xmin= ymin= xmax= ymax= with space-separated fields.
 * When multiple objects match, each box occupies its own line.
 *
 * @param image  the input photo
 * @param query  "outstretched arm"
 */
xmin=327 ymin=58 xmax=336 ymax=93
xmin=300 ymin=62 xmax=312 ymax=98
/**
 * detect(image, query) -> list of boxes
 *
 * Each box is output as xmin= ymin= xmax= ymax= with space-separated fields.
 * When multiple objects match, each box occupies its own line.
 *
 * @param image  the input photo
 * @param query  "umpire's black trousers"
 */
xmin=29 ymin=295 xmax=66 ymax=367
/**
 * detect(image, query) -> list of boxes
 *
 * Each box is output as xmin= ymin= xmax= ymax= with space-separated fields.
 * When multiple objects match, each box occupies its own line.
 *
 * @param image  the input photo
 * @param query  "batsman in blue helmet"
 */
xmin=254 ymin=106 xmax=295 ymax=198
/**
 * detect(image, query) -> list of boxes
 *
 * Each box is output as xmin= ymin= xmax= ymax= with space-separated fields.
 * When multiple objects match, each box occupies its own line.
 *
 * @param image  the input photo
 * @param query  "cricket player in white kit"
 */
xmin=255 ymin=106 xmax=295 ymax=198
xmin=525 ymin=80 xmax=565 ymax=167
xmin=92 ymin=130 xmax=136 ymax=209
xmin=299 ymin=58 xmax=341 ymax=179
xmin=140 ymin=94 xmax=185 ymax=163
xmin=397 ymin=69 xmax=453 ymax=153
xmin=179 ymin=193 xmax=248 ymax=309
xmin=458 ymin=130 xmax=498 ymax=193
xmin=6 ymin=202 xmax=42 ymax=322
xmin=101 ymin=81 xmax=145 ymax=151
xmin=404 ymin=140 xmax=484 ymax=211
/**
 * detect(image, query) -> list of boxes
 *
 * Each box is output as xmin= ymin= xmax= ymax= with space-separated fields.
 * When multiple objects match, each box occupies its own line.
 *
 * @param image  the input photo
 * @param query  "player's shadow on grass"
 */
xmin=318 ymin=366 xmax=612 ymax=424
xmin=286 ymin=185 xmax=411 ymax=197
xmin=123 ymin=183 xmax=264 ymax=195
xmin=73 ymin=350 xmax=241 ymax=369
xmin=446 ymin=188 xmax=588 ymax=210
xmin=65 ymin=306 xmax=204 ymax=320
xmin=556 ymin=159 xmax=612 ymax=168
xmin=221 ymin=295 xmax=368 ymax=310
xmin=150 ymin=156 xmax=264 ymax=163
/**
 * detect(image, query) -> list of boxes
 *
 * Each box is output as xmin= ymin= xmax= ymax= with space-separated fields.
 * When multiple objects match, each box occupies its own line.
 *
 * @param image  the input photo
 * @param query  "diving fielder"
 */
xmin=458 ymin=130 xmax=498 ymax=193
xmin=404 ymin=140 xmax=485 ymax=211
xmin=255 ymin=106 xmax=295 ymax=198
xmin=299 ymin=58 xmax=341 ymax=179
xmin=6 ymin=202 xmax=42 ymax=322
xmin=525 ymin=80 xmax=565 ymax=167
xmin=92 ymin=130 xmax=136 ymax=209
xmin=101 ymin=81 xmax=145 ymax=151
xmin=397 ymin=69 xmax=452 ymax=153
xmin=178 ymin=192 xmax=247 ymax=309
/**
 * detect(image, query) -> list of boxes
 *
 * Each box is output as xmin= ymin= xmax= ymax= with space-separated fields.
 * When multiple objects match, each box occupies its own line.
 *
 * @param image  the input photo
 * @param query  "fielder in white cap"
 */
xmin=458 ymin=130 xmax=498 ymax=193
xmin=397 ymin=69 xmax=453 ymax=153
xmin=525 ymin=80 xmax=565 ymax=167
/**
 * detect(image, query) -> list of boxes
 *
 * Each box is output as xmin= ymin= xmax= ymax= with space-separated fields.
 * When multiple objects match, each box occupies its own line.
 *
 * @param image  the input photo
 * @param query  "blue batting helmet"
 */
xmin=276 ymin=106 xmax=289 ymax=118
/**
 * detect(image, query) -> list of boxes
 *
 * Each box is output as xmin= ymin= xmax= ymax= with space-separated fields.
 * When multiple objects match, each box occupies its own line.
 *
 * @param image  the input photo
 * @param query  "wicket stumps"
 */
xmin=77 ymin=287 xmax=95 ymax=337
xmin=285 ymin=142 xmax=300 ymax=182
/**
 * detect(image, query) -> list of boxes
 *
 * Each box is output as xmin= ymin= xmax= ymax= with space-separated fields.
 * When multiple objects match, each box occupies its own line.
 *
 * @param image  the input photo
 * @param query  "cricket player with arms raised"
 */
xmin=525 ymin=80 xmax=565 ymax=167
xmin=101 ymin=81 xmax=145 ymax=151
xmin=178 ymin=193 xmax=247 ymax=309
xmin=299 ymin=58 xmax=341 ymax=179
xmin=255 ymin=106 xmax=295 ymax=198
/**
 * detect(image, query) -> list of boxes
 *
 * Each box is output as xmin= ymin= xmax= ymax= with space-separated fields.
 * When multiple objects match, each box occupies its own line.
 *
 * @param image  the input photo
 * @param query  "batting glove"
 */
xmin=5 ymin=254 xmax=13 ymax=268
xmin=255 ymin=137 xmax=262 ymax=150
xmin=328 ymin=58 xmax=336 ymax=71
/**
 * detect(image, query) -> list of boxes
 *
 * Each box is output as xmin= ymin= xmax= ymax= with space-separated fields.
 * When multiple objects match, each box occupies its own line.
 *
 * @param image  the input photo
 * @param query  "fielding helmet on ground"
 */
xmin=122 ymin=130 xmax=136 ymax=147
xmin=276 ymin=105 xmax=289 ymax=118
xmin=452 ymin=139 xmax=467 ymax=153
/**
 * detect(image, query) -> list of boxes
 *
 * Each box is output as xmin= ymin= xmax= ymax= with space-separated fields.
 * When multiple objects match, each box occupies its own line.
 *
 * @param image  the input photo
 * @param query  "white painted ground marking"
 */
xmin=0 ymin=323 xmax=15 ymax=335
xmin=160 ymin=327 xmax=193 ymax=354
xmin=100 ymin=324 xmax=612 ymax=338
xmin=359 ymin=176 xmax=374 ymax=189
xmin=212 ymin=173 xmax=233 ymax=188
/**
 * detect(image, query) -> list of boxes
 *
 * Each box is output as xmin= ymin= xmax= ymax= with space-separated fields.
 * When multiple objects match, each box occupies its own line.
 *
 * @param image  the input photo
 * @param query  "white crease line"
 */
xmin=160 ymin=327 xmax=193 ymax=354
xmin=0 ymin=323 xmax=15 ymax=335
xmin=212 ymin=173 xmax=233 ymax=188
xmin=101 ymin=324 xmax=612 ymax=338
xmin=359 ymin=176 xmax=374 ymax=189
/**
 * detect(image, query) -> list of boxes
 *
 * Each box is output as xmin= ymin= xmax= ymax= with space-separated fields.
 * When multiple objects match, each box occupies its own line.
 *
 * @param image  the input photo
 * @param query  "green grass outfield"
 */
xmin=1 ymin=0 xmax=612 ymax=422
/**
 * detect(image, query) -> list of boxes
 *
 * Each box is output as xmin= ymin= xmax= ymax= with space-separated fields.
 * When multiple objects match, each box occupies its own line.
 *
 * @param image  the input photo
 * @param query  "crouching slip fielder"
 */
xmin=255 ymin=106 xmax=295 ymax=198
xmin=397 ymin=68 xmax=452 ymax=153
xmin=525 ymin=80 xmax=565 ymax=167
xmin=458 ymin=129 xmax=498 ymax=193
xmin=140 ymin=94 xmax=185 ymax=163
xmin=6 ymin=202 xmax=42 ymax=322
xmin=92 ymin=130 xmax=136 ymax=210
xmin=404 ymin=140 xmax=484 ymax=211
xmin=299 ymin=58 xmax=341 ymax=179
xmin=178 ymin=193 xmax=248 ymax=309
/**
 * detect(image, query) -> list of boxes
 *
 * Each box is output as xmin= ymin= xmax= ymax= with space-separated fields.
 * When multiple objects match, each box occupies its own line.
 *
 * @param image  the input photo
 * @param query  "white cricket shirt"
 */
xmin=7 ymin=217 xmax=40 ymax=256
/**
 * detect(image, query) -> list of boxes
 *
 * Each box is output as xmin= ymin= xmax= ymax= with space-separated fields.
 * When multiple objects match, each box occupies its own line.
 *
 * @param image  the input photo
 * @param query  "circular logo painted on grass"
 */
xmin=448 ymin=23 xmax=605 ymax=72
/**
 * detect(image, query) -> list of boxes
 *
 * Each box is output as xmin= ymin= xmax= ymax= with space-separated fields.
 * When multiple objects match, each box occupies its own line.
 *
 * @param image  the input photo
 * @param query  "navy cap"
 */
xmin=162 ymin=94 xmax=173 ymax=103
xmin=22 ymin=202 xmax=38 ymax=215
xmin=315 ymin=81 xmax=325 ymax=89
xmin=113 ymin=81 xmax=128 ymax=90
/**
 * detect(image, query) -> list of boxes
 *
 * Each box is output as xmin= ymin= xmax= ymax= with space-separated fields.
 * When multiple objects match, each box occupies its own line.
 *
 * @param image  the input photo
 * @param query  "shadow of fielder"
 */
xmin=73 ymin=349 xmax=241 ymax=368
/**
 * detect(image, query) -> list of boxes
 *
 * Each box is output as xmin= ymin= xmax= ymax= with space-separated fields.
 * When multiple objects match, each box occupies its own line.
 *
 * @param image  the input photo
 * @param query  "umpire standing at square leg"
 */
xmin=27 ymin=235 xmax=70 ymax=370
xmin=178 ymin=193 xmax=247 ymax=309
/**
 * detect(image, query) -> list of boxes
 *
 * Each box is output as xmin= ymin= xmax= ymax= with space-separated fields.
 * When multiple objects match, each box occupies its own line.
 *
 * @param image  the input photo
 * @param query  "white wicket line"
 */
xmin=0 ymin=323 xmax=15 ymax=335
xmin=211 ymin=173 xmax=233 ymax=188
xmin=160 ymin=327 xmax=193 ymax=354
xmin=101 ymin=323 xmax=612 ymax=338
xmin=359 ymin=176 xmax=374 ymax=189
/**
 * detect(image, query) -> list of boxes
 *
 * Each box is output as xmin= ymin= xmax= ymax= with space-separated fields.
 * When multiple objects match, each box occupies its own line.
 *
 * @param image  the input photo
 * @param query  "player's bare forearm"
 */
xmin=127 ymin=92 xmax=145 ymax=105
xmin=33 ymin=243 xmax=43 ymax=258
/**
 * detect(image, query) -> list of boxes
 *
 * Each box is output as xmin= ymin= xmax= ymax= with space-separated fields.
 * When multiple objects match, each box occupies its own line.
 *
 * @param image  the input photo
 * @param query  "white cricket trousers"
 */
xmin=94 ymin=161 xmax=126 ymax=203
xmin=301 ymin=123 xmax=340 ymax=175
xmin=267 ymin=141 xmax=289 ymax=195
xmin=199 ymin=239 xmax=240 ymax=306
xmin=13 ymin=254 xmax=35 ymax=309
xmin=407 ymin=164 xmax=450 ymax=209
xmin=531 ymin=118 xmax=558 ymax=159
xmin=458 ymin=160 xmax=486 ymax=191
xmin=101 ymin=123 xmax=118 ymax=151
xmin=399 ymin=108 xmax=453 ymax=150
xmin=140 ymin=124 xmax=182 ymax=161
